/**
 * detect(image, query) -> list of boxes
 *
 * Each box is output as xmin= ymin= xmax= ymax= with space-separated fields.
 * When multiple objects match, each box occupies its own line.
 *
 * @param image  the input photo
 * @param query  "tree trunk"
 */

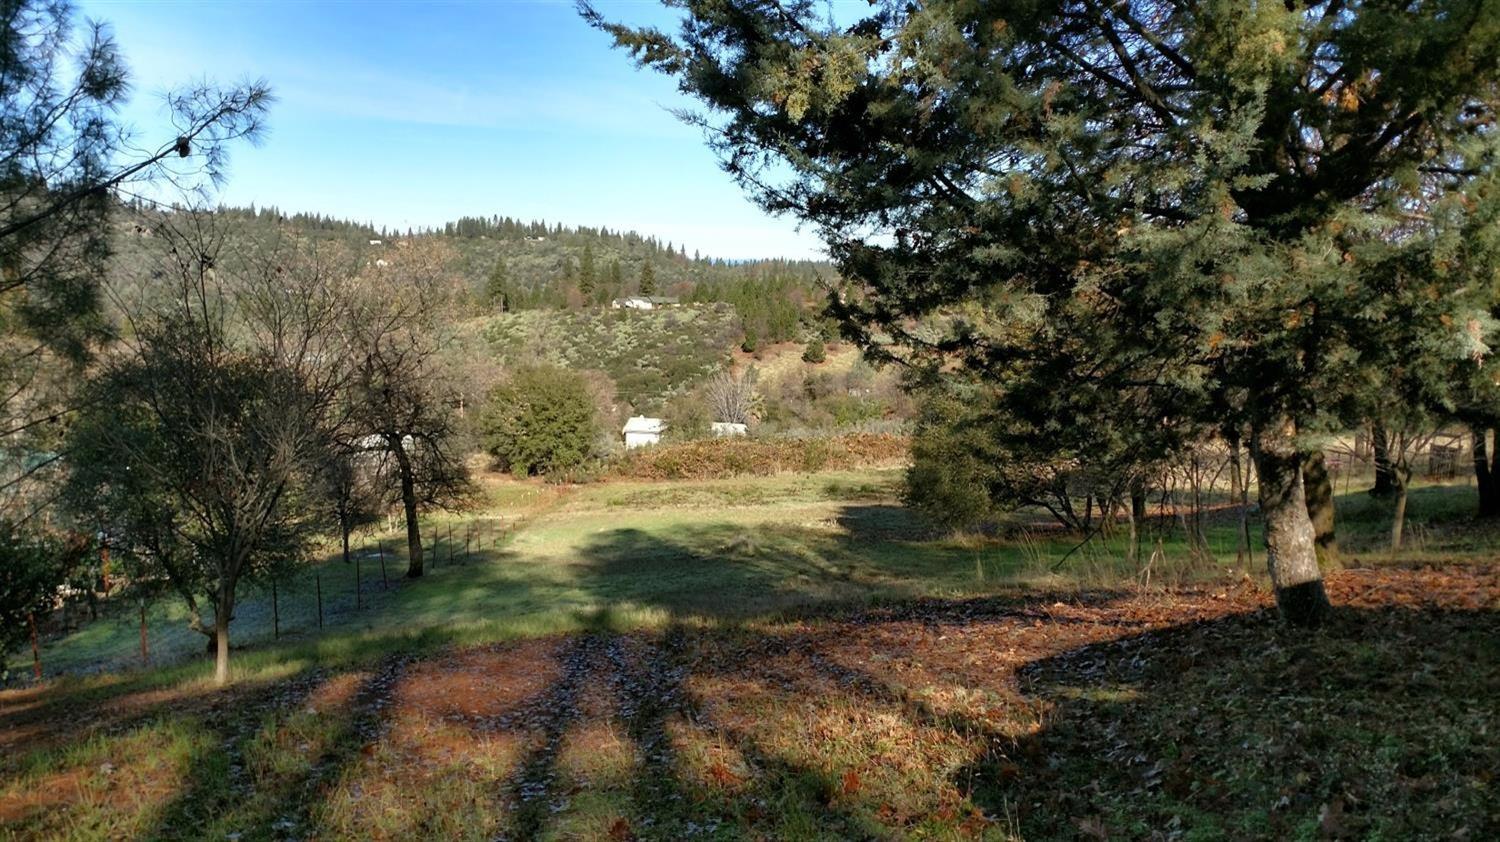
xmin=1249 ymin=419 xmax=1330 ymax=627
xmin=1390 ymin=477 xmax=1408 ymax=551
xmin=1126 ymin=483 xmax=1145 ymax=565
xmin=1474 ymin=426 xmax=1499 ymax=519
xmin=1228 ymin=434 xmax=1249 ymax=566
xmin=213 ymin=600 xmax=231 ymax=686
xmin=1301 ymin=450 xmax=1340 ymax=572
xmin=390 ymin=437 xmax=424 ymax=578
xmin=1370 ymin=423 xmax=1396 ymax=497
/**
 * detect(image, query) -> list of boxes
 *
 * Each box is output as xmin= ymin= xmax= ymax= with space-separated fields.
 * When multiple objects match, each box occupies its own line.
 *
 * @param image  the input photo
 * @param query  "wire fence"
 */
xmin=18 ymin=516 xmax=514 ymax=682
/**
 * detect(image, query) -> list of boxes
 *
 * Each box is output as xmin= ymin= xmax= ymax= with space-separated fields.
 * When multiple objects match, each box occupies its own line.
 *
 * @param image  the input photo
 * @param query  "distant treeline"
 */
xmin=190 ymin=204 xmax=833 ymax=346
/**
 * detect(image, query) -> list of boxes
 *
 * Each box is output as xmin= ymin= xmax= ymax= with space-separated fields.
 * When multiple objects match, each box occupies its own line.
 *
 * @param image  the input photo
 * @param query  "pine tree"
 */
xmin=579 ymin=243 xmax=597 ymax=300
xmin=801 ymin=336 xmax=826 ymax=364
xmin=591 ymin=0 xmax=1500 ymax=627
xmin=639 ymin=260 xmax=657 ymax=296
xmin=485 ymin=259 xmax=509 ymax=311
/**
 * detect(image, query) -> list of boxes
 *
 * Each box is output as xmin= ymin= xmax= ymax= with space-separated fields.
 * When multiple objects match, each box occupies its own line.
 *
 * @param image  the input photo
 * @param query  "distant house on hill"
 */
xmin=611 ymin=295 xmax=681 ymax=311
xmin=612 ymin=296 xmax=654 ymax=310
xmin=622 ymin=416 xmax=666 ymax=449
xmin=710 ymin=422 xmax=748 ymax=438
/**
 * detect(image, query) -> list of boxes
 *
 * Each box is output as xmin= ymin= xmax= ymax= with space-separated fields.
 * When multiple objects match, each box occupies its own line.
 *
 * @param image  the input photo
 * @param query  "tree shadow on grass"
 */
xmin=504 ymin=632 xmax=607 ymax=837
xmin=570 ymin=524 xmax=871 ymax=619
xmin=969 ymin=603 xmax=1498 ymax=839
xmin=489 ymin=621 xmax=882 ymax=840
xmin=835 ymin=503 xmax=939 ymax=543
xmin=8 ymin=526 xmax=1495 ymax=842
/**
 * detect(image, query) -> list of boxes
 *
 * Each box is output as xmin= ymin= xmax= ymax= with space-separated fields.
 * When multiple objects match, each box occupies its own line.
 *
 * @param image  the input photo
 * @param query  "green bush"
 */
xmin=906 ymin=381 xmax=1144 ymax=532
xmin=905 ymin=386 xmax=1001 ymax=530
xmin=801 ymin=337 xmax=826 ymax=363
xmin=662 ymin=391 xmax=712 ymax=441
xmin=480 ymin=365 xmax=601 ymax=476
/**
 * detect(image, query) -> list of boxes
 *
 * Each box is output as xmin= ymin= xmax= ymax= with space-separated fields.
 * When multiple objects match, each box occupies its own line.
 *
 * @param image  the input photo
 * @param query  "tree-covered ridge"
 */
xmin=192 ymin=204 xmax=832 ymax=328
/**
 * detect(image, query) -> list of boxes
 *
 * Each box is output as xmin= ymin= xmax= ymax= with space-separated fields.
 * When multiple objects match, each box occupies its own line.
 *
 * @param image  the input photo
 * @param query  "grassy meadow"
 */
xmin=2 ymin=465 xmax=1496 ymax=840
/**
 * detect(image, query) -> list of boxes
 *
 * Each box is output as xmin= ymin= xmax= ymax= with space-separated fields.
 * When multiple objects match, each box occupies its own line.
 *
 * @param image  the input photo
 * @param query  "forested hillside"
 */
xmin=470 ymin=306 xmax=743 ymax=412
xmin=155 ymin=204 xmax=834 ymax=346
xmin=107 ymin=201 xmax=880 ymax=422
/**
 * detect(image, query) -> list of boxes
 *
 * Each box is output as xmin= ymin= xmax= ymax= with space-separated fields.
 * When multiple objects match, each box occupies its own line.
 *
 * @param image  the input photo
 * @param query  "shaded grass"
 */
xmin=7 ymin=468 xmax=1496 ymax=839
xmin=4 ymin=568 xmax=1493 ymax=840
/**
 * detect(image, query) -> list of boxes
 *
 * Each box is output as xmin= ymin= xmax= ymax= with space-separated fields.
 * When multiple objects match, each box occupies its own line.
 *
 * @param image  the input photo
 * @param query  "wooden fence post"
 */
xmin=140 ymin=599 xmax=150 ymax=664
xmin=378 ymin=541 xmax=388 ymax=589
xmin=355 ymin=554 xmax=362 ymax=610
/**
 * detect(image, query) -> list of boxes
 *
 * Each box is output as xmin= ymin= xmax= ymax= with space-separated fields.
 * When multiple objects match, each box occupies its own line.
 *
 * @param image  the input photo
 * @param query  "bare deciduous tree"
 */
xmin=67 ymin=216 xmax=343 ymax=685
xmin=344 ymin=239 xmax=474 ymax=578
xmin=706 ymin=366 xmax=759 ymax=426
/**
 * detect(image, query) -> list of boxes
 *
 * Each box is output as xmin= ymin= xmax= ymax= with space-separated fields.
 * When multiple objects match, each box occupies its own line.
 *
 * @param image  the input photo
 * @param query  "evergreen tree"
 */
xmin=639 ymin=260 xmax=657 ymax=295
xmin=579 ymin=242 xmax=598 ymax=299
xmin=480 ymin=365 xmax=599 ymax=476
xmin=485 ymin=258 xmax=509 ymax=311
xmin=591 ymin=0 xmax=1500 ymax=626
xmin=801 ymin=336 xmax=826 ymax=364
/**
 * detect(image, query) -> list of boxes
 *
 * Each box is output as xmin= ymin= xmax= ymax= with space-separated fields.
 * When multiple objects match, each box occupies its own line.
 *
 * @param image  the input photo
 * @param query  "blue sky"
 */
xmin=79 ymin=0 xmax=826 ymax=260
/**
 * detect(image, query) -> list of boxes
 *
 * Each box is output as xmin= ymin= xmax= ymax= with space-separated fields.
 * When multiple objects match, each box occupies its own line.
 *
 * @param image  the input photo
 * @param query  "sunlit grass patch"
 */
xmin=0 ymin=719 xmax=204 ymax=839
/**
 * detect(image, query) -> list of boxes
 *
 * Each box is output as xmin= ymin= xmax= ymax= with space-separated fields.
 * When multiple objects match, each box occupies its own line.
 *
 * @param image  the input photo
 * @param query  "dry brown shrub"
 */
xmin=609 ymin=433 xmax=909 ymax=480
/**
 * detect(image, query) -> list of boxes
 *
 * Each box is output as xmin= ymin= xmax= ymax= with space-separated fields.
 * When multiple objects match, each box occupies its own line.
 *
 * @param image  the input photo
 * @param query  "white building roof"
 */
xmin=622 ymin=416 xmax=666 ymax=435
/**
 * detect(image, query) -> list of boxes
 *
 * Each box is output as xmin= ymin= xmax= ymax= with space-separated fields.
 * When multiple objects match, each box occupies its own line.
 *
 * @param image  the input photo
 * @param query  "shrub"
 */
xmin=741 ymin=327 xmax=759 ymax=354
xmin=905 ymin=387 xmax=998 ymax=530
xmin=480 ymin=365 xmax=601 ymax=476
xmin=801 ymin=337 xmax=826 ymax=363
xmin=906 ymin=381 xmax=1146 ymax=532
xmin=662 ymin=391 xmax=712 ymax=441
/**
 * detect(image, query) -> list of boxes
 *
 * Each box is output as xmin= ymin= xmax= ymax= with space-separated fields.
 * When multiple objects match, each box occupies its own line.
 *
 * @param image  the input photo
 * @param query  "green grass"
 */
xmin=25 ymin=468 xmax=1494 ymax=684
xmin=3 ymin=468 xmax=1495 ymax=840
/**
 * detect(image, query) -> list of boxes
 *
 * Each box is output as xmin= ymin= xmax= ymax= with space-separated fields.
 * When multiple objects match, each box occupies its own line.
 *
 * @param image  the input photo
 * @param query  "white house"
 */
xmin=611 ymin=296 xmax=655 ymax=310
xmin=353 ymin=433 xmax=415 ymax=454
xmin=622 ymin=416 xmax=666 ymax=449
xmin=710 ymin=422 xmax=748 ymax=438
xmin=611 ymin=296 xmax=681 ymax=311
